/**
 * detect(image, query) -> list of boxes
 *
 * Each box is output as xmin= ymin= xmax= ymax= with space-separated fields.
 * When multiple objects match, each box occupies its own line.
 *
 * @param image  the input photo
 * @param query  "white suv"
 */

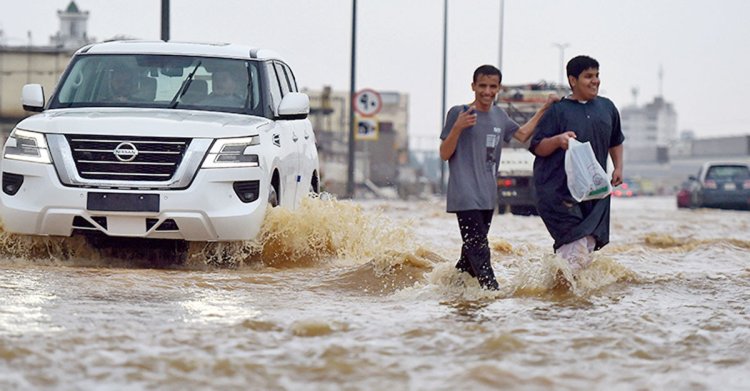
xmin=0 ymin=41 xmax=319 ymax=243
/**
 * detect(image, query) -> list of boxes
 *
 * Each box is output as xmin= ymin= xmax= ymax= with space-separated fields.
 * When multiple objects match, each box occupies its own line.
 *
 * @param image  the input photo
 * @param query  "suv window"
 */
xmin=281 ymin=63 xmax=298 ymax=92
xmin=273 ymin=62 xmax=291 ymax=96
xmin=50 ymin=54 xmax=264 ymax=115
xmin=265 ymin=62 xmax=283 ymax=115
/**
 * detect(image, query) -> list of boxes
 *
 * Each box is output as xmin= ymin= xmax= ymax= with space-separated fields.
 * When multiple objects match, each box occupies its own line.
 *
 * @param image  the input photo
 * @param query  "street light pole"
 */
xmin=498 ymin=0 xmax=504 ymax=70
xmin=552 ymin=42 xmax=569 ymax=86
xmin=439 ymin=0 xmax=448 ymax=194
xmin=161 ymin=0 xmax=170 ymax=41
xmin=346 ymin=0 xmax=357 ymax=199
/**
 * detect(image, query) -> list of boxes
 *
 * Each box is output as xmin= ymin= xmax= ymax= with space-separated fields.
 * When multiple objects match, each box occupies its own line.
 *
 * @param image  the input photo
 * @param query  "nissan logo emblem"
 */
xmin=113 ymin=142 xmax=139 ymax=162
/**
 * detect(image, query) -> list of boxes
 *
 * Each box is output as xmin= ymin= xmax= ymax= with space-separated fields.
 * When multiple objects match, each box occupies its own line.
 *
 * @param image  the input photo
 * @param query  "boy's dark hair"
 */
xmin=566 ymin=55 xmax=599 ymax=79
xmin=473 ymin=64 xmax=502 ymax=84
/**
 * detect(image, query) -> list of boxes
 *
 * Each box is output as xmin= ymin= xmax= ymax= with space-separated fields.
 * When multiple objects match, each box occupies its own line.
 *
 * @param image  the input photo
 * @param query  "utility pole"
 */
xmin=161 ymin=0 xmax=170 ymax=41
xmin=498 ymin=0 xmax=504 ymax=71
xmin=439 ymin=0 xmax=448 ymax=194
xmin=346 ymin=0 xmax=357 ymax=198
xmin=552 ymin=42 xmax=569 ymax=86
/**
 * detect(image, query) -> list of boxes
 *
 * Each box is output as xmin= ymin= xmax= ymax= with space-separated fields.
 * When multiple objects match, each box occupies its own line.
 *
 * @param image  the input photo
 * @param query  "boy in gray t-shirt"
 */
xmin=439 ymin=65 xmax=556 ymax=290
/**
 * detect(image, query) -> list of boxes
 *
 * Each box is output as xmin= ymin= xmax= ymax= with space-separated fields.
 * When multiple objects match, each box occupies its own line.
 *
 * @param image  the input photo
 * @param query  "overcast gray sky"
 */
xmin=2 ymin=0 xmax=749 ymax=146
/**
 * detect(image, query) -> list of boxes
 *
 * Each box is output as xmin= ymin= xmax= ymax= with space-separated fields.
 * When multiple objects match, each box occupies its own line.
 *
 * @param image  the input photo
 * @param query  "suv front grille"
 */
xmin=66 ymin=135 xmax=191 ymax=181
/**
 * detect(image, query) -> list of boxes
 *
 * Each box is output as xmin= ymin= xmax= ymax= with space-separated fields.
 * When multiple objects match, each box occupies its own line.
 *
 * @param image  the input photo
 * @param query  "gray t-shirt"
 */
xmin=440 ymin=104 xmax=519 ymax=212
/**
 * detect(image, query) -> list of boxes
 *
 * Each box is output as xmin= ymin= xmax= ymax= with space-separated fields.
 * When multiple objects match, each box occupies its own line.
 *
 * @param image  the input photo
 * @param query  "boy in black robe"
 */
xmin=529 ymin=55 xmax=624 ymax=273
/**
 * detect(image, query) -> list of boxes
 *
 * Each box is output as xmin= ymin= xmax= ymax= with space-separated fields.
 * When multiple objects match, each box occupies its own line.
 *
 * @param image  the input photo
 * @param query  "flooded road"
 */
xmin=1 ymin=196 xmax=749 ymax=390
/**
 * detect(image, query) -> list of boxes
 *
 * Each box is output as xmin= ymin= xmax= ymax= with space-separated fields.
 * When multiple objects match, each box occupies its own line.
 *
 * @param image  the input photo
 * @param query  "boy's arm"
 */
xmin=609 ymin=144 xmax=624 ymax=186
xmin=440 ymin=106 xmax=476 ymax=161
xmin=532 ymin=131 xmax=577 ymax=156
xmin=513 ymin=94 xmax=559 ymax=143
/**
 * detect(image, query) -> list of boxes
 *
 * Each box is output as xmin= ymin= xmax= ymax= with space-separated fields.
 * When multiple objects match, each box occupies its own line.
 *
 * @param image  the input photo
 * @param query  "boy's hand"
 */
xmin=544 ymin=93 xmax=560 ymax=108
xmin=611 ymin=167 xmax=623 ymax=186
xmin=454 ymin=106 xmax=477 ymax=131
xmin=557 ymin=131 xmax=577 ymax=150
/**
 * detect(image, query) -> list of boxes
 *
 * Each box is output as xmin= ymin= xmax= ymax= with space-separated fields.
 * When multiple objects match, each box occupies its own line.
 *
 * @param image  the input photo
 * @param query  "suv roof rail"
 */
xmin=77 ymin=40 xmax=285 ymax=62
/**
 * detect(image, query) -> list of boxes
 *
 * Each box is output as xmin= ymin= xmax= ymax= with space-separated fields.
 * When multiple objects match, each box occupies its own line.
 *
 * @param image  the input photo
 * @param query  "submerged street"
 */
xmin=0 ymin=196 xmax=748 ymax=390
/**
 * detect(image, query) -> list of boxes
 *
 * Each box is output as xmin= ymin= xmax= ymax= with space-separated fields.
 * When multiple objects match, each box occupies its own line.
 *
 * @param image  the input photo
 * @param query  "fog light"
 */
xmin=2 ymin=172 xmax=24 ymax=195
xmin=233 ymin=180 xmax=260 ymax=203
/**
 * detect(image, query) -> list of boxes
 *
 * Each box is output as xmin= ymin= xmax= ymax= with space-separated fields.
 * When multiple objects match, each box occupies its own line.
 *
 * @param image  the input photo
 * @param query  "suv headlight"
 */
xmin=202 ymin=136 xmax=260 ymax=168
xmin=3 ymin=129 xmax=51 ymax=164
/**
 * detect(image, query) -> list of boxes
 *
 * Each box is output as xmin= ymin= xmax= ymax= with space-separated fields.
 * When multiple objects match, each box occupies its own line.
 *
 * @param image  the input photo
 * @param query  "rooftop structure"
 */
xmin=50 ymin=1 xmax=95 ymax=50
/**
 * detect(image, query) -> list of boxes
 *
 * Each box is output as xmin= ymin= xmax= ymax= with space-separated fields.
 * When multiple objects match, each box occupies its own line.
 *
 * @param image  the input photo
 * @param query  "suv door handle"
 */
xmin=292 ymin=131 xmax=299 ymax=142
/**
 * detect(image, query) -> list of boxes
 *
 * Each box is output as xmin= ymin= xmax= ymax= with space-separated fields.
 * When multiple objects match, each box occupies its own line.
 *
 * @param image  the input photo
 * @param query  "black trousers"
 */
xmin=455 ymin=209 xmax=498 ymax=290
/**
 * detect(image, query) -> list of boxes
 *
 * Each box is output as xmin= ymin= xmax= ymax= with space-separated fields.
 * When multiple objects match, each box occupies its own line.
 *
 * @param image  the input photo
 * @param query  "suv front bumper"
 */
xmin=0 ymin=159 xmax=269 ymax=241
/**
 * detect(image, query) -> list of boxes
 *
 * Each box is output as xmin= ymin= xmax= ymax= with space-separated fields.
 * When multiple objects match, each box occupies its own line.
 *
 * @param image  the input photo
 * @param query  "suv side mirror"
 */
xmin=277 ymin=92 xmax=309 ymax=120
xmin=22 ymin=84 xmax=45 ymax=112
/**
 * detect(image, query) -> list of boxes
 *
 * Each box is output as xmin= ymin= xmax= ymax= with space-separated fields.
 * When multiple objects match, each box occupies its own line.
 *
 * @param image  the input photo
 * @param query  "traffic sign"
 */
xmin=355 ymin=117 xmax=379 ymax=141
xmin=353 ymin=89 xmax=382 ymax=117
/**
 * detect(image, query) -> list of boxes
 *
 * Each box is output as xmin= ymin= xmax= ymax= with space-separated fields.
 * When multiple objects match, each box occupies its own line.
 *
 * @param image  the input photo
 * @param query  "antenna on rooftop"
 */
xmin=658 ymin=64 xmax=664 ymax=97
xmin=631 ymin=87 xmax=639 ymax=106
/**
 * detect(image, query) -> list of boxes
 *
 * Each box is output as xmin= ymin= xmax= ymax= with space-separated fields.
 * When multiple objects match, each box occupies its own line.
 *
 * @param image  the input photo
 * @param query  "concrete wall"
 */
xmin=0 ymin=47 xmax=72 ymax=119
xmin=691 ymin=135 xmax=750 ymax=157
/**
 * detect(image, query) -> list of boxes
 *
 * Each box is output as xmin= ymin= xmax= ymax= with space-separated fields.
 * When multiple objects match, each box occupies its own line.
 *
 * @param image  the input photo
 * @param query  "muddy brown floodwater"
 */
xmin=1 ymin=196 xmax=749 ymax=390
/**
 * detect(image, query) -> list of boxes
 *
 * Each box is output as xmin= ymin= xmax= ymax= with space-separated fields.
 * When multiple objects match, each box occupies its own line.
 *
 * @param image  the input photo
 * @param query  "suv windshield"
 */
xmin=50 ymin=54 xmax=263 ymax=115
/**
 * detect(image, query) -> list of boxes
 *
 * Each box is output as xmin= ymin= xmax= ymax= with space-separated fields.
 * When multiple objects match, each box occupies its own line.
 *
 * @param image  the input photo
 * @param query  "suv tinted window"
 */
xmin=265 ymin=62 xmax=283 ymax=115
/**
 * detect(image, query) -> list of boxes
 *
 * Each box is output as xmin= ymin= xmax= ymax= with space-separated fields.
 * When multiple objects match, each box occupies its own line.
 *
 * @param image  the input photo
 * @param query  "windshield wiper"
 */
xmin=169 ymin=60 xmax=202 ymax=109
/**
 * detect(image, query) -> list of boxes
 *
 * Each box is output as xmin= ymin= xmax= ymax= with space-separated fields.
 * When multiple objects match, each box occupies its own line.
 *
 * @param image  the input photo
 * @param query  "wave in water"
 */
xmin=0 ymin=196 xmax=638 ymax=299
xmin=0 ymin=195 xmax=412 ymax=269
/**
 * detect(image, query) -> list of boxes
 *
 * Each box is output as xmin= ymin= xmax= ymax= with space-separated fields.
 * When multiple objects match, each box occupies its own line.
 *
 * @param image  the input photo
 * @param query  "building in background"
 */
xmin=0 ymin=1 xmax=93 ymax=136
xmin=305 ymin=87 xmax=424 ymax=198
xmin=621 ymin=96 xmax=677 ymax=163
xmin=50 ymin=1 xmax=95 ymax=50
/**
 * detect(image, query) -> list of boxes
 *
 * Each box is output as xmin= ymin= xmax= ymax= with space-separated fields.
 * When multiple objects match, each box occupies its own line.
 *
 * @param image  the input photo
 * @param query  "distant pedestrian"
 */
xmin=440 ymin=64 xmax=555 ymax=290
xmin=529 ymin=55 xmax=624 ymax=274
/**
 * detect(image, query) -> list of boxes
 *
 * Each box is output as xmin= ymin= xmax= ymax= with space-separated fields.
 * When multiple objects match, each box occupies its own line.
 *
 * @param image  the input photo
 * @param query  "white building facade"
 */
xmin=621 ymin=96 xmax=677 ymax=163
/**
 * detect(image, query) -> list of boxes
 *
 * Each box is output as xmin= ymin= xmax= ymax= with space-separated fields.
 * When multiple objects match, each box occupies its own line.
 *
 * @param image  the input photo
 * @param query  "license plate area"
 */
xmin=87 ymin=192 xmax=160 ymax=212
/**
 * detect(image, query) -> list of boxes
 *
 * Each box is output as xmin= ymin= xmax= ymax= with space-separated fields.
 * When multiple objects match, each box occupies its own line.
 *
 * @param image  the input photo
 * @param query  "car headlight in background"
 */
xmin=202 ymin=136 xmax=260 ymax=168
xmin=3 ymin=129 xmax=51 ymax=164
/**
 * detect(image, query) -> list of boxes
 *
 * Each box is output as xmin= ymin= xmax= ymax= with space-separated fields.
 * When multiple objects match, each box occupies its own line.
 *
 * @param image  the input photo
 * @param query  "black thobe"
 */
xmin=529 ymin=96 xmax=624 ymax=251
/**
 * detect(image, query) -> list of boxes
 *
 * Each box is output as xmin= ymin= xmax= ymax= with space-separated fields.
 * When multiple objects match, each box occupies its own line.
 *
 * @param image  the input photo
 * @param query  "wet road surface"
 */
xmin=1 ymin=196 xmax=749 ymax=390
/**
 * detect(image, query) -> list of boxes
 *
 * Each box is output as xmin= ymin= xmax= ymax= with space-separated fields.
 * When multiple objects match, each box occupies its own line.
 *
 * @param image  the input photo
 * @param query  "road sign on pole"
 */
xmin=353 ymin=88 xmax=382 ymax=117
xmin=355 ymin=117 xmax=379 ymax=141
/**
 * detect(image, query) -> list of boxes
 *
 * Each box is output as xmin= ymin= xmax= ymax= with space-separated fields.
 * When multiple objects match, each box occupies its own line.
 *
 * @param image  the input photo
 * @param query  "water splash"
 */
xmin=0 ymin=195 xmax=418 ymax=269
xmin=321 ymin=247 xmax=443 ymax=295
xmin=248 ymin=195 xmax=416 ymax=267
xmin=0 ymin=228 xmax=96 ymax=265
xmin=511 ymin=253 xmax=639 ymax=297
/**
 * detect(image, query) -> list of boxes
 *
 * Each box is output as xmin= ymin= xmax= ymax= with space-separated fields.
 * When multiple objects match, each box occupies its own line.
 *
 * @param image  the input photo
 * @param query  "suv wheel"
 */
xmin=268 ymin=185 xmax=279 ymax=207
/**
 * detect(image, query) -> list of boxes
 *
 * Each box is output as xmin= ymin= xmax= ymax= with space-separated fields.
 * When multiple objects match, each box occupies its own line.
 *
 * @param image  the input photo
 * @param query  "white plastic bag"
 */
xmin=564 ymin=138 xmax=612 ymax=202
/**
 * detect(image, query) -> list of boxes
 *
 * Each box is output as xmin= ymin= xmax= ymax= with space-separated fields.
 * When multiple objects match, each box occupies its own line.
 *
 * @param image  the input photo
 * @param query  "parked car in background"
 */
xmin=676 ymin=181 xmax=691 ymax=208
xmin=684 ymin=162 xmax=750 ymax=210
xmin=612 ymin=178 xmax=640 ymax=198
xmin=0 ymin=41 xmax=319 ymax=258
